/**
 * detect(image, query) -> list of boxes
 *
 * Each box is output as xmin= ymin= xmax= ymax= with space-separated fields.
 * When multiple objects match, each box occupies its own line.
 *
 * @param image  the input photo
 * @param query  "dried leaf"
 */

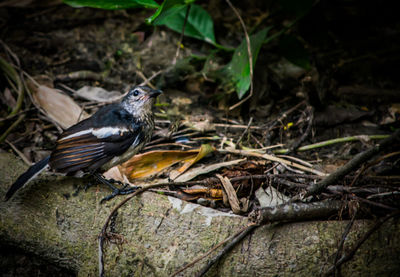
xmin=32 ymin=85 xmax=88 ymax=129
xmin=174 ymin=158 xmax=246 ymax=182
xmin=170 ymin=144 xmax=214 ymax=180
xmin=216 ymin=174 xmax=241 ymax=214
xmin=255 ymin=186 xmax=289 ymax=208
xmin=75 ymin=86 xmax=121 ymax=102
xmin=120 ymin=144 xmax=214 ymax=181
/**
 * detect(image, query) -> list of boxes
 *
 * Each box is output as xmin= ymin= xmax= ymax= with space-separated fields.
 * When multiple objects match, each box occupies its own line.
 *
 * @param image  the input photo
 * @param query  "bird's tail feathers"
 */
xmin=5 ymin=156 xmax=50 ymax=201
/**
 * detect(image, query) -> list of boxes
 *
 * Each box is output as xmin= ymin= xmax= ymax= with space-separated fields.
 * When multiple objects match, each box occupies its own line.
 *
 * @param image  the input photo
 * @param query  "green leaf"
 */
xmin=150 ymin=3 xmax=216 ymax=45
xmin=147 ymin=0 xmax=190 ymax=24
xmin=279 ymin=34 xmax=310 ymax=70
xmin=225 ymin=28 xmax=270 ymax=99
xmin=63 ymin=0 xmax=159 ymax=10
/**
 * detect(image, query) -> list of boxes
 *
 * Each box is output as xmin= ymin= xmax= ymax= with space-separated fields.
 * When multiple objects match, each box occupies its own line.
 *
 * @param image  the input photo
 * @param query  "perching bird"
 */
xmin=5 ymin=86 xmax=162 ymax=201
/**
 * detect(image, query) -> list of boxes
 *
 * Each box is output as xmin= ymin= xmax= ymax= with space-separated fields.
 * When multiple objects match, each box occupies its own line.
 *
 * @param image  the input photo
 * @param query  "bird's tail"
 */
xmin=5 ymin=156 xmax=50 ymax=201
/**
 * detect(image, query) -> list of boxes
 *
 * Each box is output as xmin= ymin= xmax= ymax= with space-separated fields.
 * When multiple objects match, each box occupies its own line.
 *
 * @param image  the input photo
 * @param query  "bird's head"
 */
xmin=121 ymin=86 xmax=162 ymax=117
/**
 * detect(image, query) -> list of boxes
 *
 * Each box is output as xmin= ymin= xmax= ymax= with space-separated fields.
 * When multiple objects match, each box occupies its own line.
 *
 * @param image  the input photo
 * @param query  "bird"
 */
xmin=5 ymin=86 xmax=162 ymax=201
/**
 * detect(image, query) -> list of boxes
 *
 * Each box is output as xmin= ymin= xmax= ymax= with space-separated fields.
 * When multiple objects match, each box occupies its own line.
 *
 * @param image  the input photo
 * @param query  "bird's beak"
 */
xmin=149 ymin=89 xmax=162 ymax=98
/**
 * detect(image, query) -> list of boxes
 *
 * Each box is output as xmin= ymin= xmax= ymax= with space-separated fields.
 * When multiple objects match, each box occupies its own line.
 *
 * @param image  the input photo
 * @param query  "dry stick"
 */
xmin=214 ymin=123 xmax=261 ymax=130
xmin=195 ymin=224 xmax=259 ymax=277
xmin=0 ymin=56 xmax=24 ymax=117
xmin=226 ymin=0 xmax=254 ymax=111
xmin=170 ymin=224 xmax=252 ymax=276
xmin=265 ymin=100 xmax=306 ymax=133
xmin=172 ymin=4 xmax=191 ymax=65
xmin=304 ymin=129 xmax=400 ymax=198
xmin=273 ymin=134 xmax=389 ymax=155
xmin=98 ymin=183 xmax=184 ymax=277
xmin=138 ymin=69 xmax=163 ymax=87
xmin=332 ymin=211 xmax=357 ymax=276
xmin=236 ymin=117 xmax=253 ymax=147
xmin=135 ymin=70 xmax=156 ymax=89
xmin=287 ymin=106 xmax=314 ymax=154
xmin=0 ymin=114 xmax=25 ymax=143
xmin=249 ymin=200 xmax=343 ymax=225
xmin=323 ymin=210 xmax=400 ymax=276
xmin=5 ymin=139 xmax=31 ymax=165
xmin=219 ymin=148 xmax=326 ymax=176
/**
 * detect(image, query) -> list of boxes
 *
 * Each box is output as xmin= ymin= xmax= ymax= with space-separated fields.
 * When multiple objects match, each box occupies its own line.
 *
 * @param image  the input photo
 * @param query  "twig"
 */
xmin=135 ymin=70 xmax=156 ymax=89
xmin=249 ymin=200 xmax=343 ymax=225
xmin=236 ymin=117 xmax=253 ymax=147
xmin=55 ymin=70 xmax=120 ymax=85
xmin=172 ymin=4 xmax=191 ymax=65
xmin=98 ymin=182 xmax=190 ymax=277
xmin=265 ymin=100 xmax=306 ymax=132
xmin=0 ymin=114 xmax=25 ymax=143
xmin=226 ymin=0 xmax=254 ymax=110
xmin=323 ymin=210 xmax=400 ymax=276
xmin=273 ymin=134 xmax=390 ymax=154
xmin=195 ymin=224 xmax=258 ymax=277
xmin=304 ymin=130 xmax=400 ymax=197
xmin=287 ymin=106 xmax=314 ymax=154
xmin=5 ymin=139 xmax=31 ymax=165
xmin=138 ymin=69 xmax=163 ymax=87
xmin=219 ymin=148 xmax=326 ymax=176
xmin=277 ymin=154 xmax=313 ymax=168
xmin=214 ymin=123 xmax=261 ymax=130
xmin=0 ymin=56 xmax=25 ymax=116
xmin=171 ymin=224 xmax=252 ymax=276
xmin=332 ymin=211 xmax=357 ymax=276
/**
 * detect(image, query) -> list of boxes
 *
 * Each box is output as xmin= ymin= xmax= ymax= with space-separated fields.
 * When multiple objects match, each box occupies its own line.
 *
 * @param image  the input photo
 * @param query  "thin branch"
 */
xmin=195 ymin=224 xmax=258 ymax=277
xmin=304 ymin=129 xmax=400 ymax=197
xmin=323 ymin=210 xmax=400 ymax=276
xmin=274 ymin=134 xmax=390 ymax=155
xmin=98 ymin=183 xmax=179 ymax=276
xmin=333 ymin=210 xmax=357 ymax=276
xmin=249 ymin=200 xmax=343 ymax=225
xmin=226 ymin=0 xmax=253 ymax=110
xmin=236 ymin=116 xmax=253 ymax=147
xmin=0 ymin=114 xmax=25 ymax=143
xmin=287 ymin=106 xmax=314 ymax=154
xmin=172 ymin=4 xmax=191 ymax=65
xmin=170 ymin=224 xmax=251 ymax=276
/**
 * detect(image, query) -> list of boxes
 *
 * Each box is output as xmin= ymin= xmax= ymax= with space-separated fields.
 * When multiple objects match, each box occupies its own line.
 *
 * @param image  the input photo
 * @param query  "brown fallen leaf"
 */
xmin=216 ymin=174 xmax=242 ymax=214
xmin=119 ymin=144 xmax=214 ymax=181
xmin=173 ymin=158 xmax=246 ymax=182
xmin=75 ymin=86 xmax=121 ymax=103
xmin=32 ymin=85 xmax=88 ymax=129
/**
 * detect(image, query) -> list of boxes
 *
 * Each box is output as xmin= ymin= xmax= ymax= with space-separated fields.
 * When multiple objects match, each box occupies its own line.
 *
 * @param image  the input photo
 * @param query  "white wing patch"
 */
xmin=60 ymin=129 xmax=93 ymax=141
xmin=92 ymin=127 xmax=128 ymax=138
xmin=59 ymin=127 xmax=128 ymax=140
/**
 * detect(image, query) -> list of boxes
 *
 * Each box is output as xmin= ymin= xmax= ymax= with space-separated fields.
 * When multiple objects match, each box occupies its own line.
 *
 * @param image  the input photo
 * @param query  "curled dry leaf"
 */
xmin=32 ymin=85 xmax=88 ymax=129
xmin=75 ymin=86 xmax=121 ymax=103
xmin=119 ymin=144 xmax=214 ymax=181
xmin=216 ymin=174 xmax=242 ymax=214
xmin=174 ymin=158 xmax=246 ymax=182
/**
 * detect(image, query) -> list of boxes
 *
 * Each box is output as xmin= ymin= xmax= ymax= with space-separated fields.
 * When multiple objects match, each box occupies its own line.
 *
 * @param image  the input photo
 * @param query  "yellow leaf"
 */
xmin=119 ymin=144 xmax=214 ymax=181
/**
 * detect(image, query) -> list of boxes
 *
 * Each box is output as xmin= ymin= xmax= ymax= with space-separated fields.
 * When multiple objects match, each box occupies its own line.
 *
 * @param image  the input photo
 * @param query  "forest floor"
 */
xmin=0 ymin=1 xmax=399 ymax=276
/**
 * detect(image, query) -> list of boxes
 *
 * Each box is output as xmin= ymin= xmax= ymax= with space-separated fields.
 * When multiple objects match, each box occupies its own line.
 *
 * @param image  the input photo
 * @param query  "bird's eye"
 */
xmin=133 ymin=90 xmax=140 ymax=96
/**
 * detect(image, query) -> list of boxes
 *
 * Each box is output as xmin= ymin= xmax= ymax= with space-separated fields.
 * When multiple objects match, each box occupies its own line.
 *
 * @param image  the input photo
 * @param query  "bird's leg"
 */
xmin=92 ymin=173 xmax=141 ymax=203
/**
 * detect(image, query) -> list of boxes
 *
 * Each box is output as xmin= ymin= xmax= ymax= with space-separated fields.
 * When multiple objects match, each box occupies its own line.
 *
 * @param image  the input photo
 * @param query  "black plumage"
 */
xmin=5 ymin=86 xmax=161 ymax=201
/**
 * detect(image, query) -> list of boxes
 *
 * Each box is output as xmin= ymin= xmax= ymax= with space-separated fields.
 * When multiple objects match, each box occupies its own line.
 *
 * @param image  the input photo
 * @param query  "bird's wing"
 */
xmin=49 ymin=124 xmax=144 ymax=173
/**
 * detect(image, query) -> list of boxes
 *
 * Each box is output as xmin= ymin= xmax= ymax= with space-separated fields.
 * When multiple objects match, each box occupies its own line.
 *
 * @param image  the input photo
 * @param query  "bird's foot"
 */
xmin=100 ymin=186 xmax=141 ymax=203
xmin=92 ymin=173 xmax=141 ymax=203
